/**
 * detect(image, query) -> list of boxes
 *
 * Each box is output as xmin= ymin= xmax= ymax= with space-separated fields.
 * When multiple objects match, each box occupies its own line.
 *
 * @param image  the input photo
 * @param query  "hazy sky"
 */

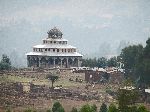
xmin=0 ymin=0 xmax=150 ymax=66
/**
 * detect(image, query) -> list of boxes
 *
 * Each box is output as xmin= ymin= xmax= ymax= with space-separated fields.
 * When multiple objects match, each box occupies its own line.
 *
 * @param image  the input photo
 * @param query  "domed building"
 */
xmin=26 ymin=27 xmax=83 ymax=68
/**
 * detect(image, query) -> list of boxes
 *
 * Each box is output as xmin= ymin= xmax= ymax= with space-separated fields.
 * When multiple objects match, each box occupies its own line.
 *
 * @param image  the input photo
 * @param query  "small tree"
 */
xmin=24 ymin=109 xmax=32 ymax=112
xmin=99 ymin=103 xmax=107 ymax=112
xmin=46 ymin=74 xmax=59 ymax=88
xmin=80 ymin=104 xmax=92 ymax=112
xmin=138 ymin=105 xmax=149 ymax=112
xmin=0 ymin=54 xmax=11 ymax=70
xmin=91 ymin=104 xmax=97 ymax=112
xmin=46 ymin=109 xmax=52 ymax=112
xmin=71 ymin=107 xmax=78 ymax=112
xmin=108 ymin=104 xmax=118 ymax=112
xmin=52 ymin=101 xmax=65 ymax=112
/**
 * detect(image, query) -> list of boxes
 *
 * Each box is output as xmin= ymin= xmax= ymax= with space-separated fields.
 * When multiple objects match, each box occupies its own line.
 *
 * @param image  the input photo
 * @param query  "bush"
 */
xmin=52 ymin=101 xmax=65 ymax=112
xmin=80 ymin=104 xmax=92 ymax=112
xmin=138 ymin=105 xmax=149 ymax=112
xmin=108 ymin=104 xmax=118 ymax=112
xmin=91 ymin=104 xmax=97 ymax=112
xmin=24 ymin=109 xmax=32 ymax=112
xmin=71 ymin=107 xmax=78 ymax=112
xmin=47 ymin=109 xmax=52 ymax=112
xmin=99 ymin=103 xmax=107 ymax=112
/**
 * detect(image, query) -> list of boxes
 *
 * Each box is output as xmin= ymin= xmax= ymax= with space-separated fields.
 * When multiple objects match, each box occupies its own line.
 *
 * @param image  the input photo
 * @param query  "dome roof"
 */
xmin=47 ymin=27 xmax=63 ymax=38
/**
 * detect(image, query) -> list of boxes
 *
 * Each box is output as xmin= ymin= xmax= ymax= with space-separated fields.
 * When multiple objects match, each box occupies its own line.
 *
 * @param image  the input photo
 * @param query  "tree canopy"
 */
xmin=46 ymin=74 xmax=59 ymax=88
xmin=0 ymin=54 xmax=11 ymax=70
xmin=120 ymin=38 xmax=150 ymax=85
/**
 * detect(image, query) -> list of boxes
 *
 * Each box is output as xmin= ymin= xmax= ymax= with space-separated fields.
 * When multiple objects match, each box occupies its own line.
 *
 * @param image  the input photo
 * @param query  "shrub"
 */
xmin=108 ymin=104 xmax=118 ymax=112
xmin=80 ymin=104 xmax=92 ymax=112
xmin=99 ymin=103 xmax=107 ymax=112
xmin=52 ymin=101 xmax=65 ymax=112
xmin=71 ymin=107 xmax=78 ymax=112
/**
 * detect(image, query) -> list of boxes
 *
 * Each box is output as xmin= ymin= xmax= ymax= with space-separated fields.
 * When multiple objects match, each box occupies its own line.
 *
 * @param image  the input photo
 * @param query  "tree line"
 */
xmin=11 ymin=100 xmax=149 ymax=112
xmin=81 ymin=57 xmax=118 ymax=68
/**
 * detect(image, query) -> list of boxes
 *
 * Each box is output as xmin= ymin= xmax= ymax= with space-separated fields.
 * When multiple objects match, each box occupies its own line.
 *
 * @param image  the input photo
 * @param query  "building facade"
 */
xmin=26 ymin=27 xmax=83 ymax=68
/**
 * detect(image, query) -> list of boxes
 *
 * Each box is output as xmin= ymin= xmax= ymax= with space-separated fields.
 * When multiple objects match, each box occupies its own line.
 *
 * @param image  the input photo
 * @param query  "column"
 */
xmin=77 ymin=57 xmax=81 ymax=67
xmin=53 ymin=57 xmax=55 ymax=68
xmin=60 ymin=58 xmax=63 ymax=68
xmin=46 ymin=57 xmax=48 ymax=68
xmin=66 ymin=58 xmax=68 ymax=68
xmin=27 ymin=56 xmax=30 ymax=67
xmin=38 ymin=57 xmax=41 ymax=67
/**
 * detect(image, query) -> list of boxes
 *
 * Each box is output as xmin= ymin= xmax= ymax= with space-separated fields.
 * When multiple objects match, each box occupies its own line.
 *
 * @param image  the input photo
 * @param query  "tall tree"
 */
xmin=120 ymin=44 xmax=143 ymax=78
xmin=135 ymin=38 xmax=150 ymax=85
xmin=120 ymin=44 xmax=143 ymax=70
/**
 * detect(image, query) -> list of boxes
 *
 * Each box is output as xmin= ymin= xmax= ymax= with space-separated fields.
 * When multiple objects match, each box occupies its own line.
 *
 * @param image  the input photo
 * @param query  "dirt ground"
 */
xmin=0 ymin=69 xmax=121 ymax=112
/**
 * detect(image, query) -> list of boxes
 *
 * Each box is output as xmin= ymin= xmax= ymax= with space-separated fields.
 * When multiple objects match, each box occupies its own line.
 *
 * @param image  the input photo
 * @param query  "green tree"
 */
xmin=71 ymin=107 xmax=78 ymax=112
xmin=52 ymin=101 xmax=65 ymax=112
xmin=91 ymin=104 xmax=97 ymax=112
xmin=80 ymin=104 xmax=92 ymax=112
xmin=97 ymin=57 xmax=107 ymax=68
xmin=0 ymin=54 xmax=11 ymax=70
xmin=120 ymin=44 xmax=143 ymax=70
xmin=99 ymin=103 xmax=107 ymax=112
xmin=6 ymin=109 xmax=11 ymax=112
xmin=135 ymin=38 xmax=150 ymax=85
xmin=24 ymin=109 xmax=32 ymax=112
xmin=138 ymin=105 xmax=149 ymax=112
xmin=107 ymin=57 xmax=118 ymax=67
xmin=46 ymin=74 xmax=59 ymax=88
xmin=108 ymin=104 xmax=118 ymax=112
xmin=117 ymin=88 xmax=139 ymax=112
xmin=47 ymin=109 xmax=52 ymax=112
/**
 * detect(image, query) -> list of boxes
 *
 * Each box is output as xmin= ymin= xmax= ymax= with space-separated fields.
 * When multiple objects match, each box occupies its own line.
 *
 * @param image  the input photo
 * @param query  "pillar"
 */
xmin=66 ymin=58 xmax=68 ymax=68
xmin=27 ymin=56 xmax=30 ymax=67
xmin=53 ymin=57 xmax=55 ymax=68
xmin=46 ymin=57 xmax=48 ymax=68
xmin=77 ymin=57 xmax=81 ymax=67
xmin=38 ymin=57 xmax=41 ymax=67
xmin=60 ymin=58 xmax=63 ymax=68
